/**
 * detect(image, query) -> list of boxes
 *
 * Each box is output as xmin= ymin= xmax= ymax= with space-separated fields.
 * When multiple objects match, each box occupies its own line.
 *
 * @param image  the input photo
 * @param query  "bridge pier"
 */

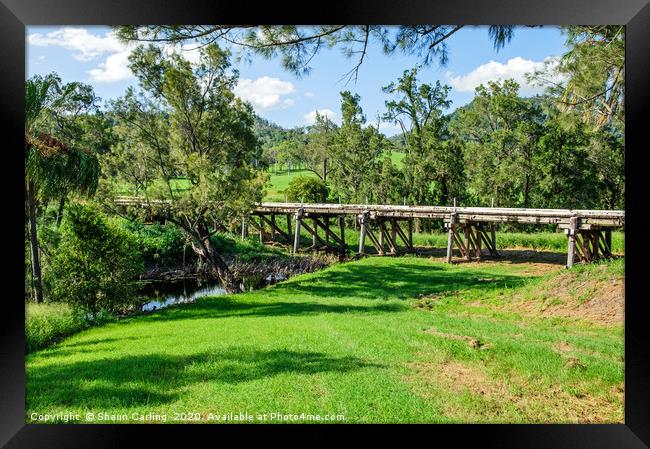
xmin=293 ymin=208 xmax=303 ymax=254
xmin=358 ymin=213 xmax=368 ymax=255
xmin=445 ymin=220 xmax=498 ymax=263
xmin=565 ymin=224 xmax=613 ymax=268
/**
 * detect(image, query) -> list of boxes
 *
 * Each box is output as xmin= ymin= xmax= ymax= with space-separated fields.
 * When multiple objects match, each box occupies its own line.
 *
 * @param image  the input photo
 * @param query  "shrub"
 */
xmin=49 ymin=203 xmax=144 ymax=318
xmin=116 ymin=219 xmax=189 ymax=267
xmin=285 ymin=176 xmax=329 ymax=203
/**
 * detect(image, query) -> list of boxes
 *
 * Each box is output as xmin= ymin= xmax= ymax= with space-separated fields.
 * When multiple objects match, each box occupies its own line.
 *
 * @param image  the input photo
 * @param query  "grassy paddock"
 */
xmin=26 ymin=256 xmax=623 ymax=423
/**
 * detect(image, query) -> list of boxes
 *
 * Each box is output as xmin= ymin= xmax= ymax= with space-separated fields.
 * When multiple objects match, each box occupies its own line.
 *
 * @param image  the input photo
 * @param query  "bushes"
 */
xmin=117 ymin=219 xmax=189 ymax=267
xmin=48 ymin=204 xmax=144 ymax=318
xmin=285 ymin=176 xmax=329 ymax=203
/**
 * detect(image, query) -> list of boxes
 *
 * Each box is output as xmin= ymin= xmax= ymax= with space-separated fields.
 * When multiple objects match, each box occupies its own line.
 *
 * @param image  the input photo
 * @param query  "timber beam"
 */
xmin=445 ymin=221 xmax=499 ymax=263
xmin=565 ymin=221 xmax=613 ymax=268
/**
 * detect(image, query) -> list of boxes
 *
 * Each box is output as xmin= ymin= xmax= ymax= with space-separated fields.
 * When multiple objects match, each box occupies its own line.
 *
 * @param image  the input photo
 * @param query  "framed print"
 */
xmin=1 ymin=0 xmax=649 ymax=446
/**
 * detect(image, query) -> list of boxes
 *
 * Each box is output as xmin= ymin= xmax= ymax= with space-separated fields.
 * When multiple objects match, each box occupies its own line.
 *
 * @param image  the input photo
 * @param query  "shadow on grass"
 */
xmin=107 ymin=258 xmax=529 ymax=326
xmin=130 ymin=260 xmax=527 ymax=323
xmin=280 ymin=260 xmax=528 ymax=300
xmin=27 ymin=348 xmax=381 ymax=409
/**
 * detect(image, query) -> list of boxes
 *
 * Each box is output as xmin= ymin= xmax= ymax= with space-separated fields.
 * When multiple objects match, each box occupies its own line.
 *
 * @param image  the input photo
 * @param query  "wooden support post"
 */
xmin=325 ymin=216 xmax=330 ymax=245
xmin=408 ymin=219 xmax=413 ymax=249
xmin=378 ymin=220 xmax=385 ymax=254
xmin=475 ymin=224 xmax=483 ymax=260
xmin=358 ymin=213 xmax=367 ymax=255
xmin=605 ymin=229 xmax=612 ymax=257
xmin=391 ymin=220 xmax=398 ymax=255
xmin=311 ymin=218 xmax=318 ymax=248
xmin=286 ymin=214 xmax=292 ymax=241
xmin=270 ymin=214 xmax=277 ymax=241
xmin=366 ymin=227 xmax=384 ymax=255
xmin=591 ymin=231 xmax=599 ymax=260
xmin=258 ymin=216 xmax=264 ymax=243
xmin=241 ymin=216 xmax=248 ymax=240
xmin=339 ymin=216 xmax=346 ymax=252
xmin=566 ymin=216 xmax=578 ymax=268
xmin=293 ymin=209 xmax=303 ymax=254
xmin=464 ymin=225 xmax=472 ymax=261
xmin=446 ymin=214 xmax=456 ymax=263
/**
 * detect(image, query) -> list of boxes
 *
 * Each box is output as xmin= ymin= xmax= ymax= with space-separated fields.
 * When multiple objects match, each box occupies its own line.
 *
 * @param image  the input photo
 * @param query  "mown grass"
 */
xmin=26 ymin=255 xmax=623 ymax=424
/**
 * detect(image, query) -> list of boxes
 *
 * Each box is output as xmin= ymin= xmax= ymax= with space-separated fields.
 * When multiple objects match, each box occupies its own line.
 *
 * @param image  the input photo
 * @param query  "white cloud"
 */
xmin=28 ymin=27 xmax=124 ymax=61
xmin=378 ymin=121 xmax=401 ymax=135
xmin=304 ymin=109 xmax=337 ymax=124
xmin=88 ymin=49 xmax=133 ymax=83
xmin=304 ymin=91 xmax=315 ymax=97
xmin=27 ymin=27 xmax=207 ymax=84
xmin=234 ymin=76 xmax=295 ymax=110
xmin=446 ymin=56 xmax=562 ymax=96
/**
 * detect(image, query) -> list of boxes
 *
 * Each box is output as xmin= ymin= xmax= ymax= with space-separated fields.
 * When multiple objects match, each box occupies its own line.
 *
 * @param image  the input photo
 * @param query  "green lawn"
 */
xmin=26 ymin=255 xmax=623 ymax=424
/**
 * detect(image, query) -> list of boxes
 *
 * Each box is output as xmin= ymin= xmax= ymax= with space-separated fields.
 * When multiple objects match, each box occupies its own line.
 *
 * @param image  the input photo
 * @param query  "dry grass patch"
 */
xmin=404 ymin=356 xmax=623 ymax=423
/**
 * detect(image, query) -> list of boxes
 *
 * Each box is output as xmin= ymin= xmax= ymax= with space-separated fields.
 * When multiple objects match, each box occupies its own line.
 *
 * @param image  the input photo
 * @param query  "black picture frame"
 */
xmin=1 ymin=0 xmax=648 ymax=446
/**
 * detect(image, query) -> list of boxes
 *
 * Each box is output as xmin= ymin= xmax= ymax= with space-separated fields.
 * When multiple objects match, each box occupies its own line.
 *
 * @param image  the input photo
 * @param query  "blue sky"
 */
xmin=26 ymin=26 xmax=568 ymax=136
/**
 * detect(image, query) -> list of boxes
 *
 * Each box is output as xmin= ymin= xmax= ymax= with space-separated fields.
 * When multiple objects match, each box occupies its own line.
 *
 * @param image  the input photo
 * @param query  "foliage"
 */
xmin=117 ymin=219 xmax=190 ymax=267
xmin=48 ymin=204 xmax=144 ymax=318
xmin=116 ymin=25 xmax=518 ymax=82
xmin=101 ymin=44 xmax=266 ymax=292
xmin=26 ymin=302 xmax=113 ymax=353
xmin=328 ymin=91 xmax=387 ymax=203
xmin=25 ymin=73 xmax=101 ymax=303
xmin=451 ymin=80 xmax=544 ymax=208
xmin=529 ymin=26 xmax=624 ymax=129
xmin=285 ymin=175 xmax=329 ymax=203
xmin=383 ymin=67 xmax=463 ymax=207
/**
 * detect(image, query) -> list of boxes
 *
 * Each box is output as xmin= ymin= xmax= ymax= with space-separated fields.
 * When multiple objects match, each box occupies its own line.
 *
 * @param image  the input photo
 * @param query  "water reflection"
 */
xmin=140 ymin=272 xmax=288 ymax=312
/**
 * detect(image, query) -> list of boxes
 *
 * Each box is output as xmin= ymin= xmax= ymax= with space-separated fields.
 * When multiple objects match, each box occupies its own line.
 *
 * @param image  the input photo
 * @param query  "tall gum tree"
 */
xmin=102 ymin=44 xmax=266 ymax=293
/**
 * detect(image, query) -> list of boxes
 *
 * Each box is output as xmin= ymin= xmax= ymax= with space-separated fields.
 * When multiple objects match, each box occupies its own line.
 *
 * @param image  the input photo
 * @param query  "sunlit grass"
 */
xmin=26 ymin=256 xmax=624 ymax=424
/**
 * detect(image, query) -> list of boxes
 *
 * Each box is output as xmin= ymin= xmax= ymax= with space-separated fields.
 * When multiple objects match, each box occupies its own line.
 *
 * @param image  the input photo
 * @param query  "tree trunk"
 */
xmin=56 ymin=196 xmax=66 ymax=228
xmin=27 ymin=181 xmax=43 ymax=303
xmin=177 ymin=219 xmax=242 ymax=294
xmin=202 ymin=235 xmax=242 ymax=294
xmin=523 ymin=174 xmax=531 ymax=209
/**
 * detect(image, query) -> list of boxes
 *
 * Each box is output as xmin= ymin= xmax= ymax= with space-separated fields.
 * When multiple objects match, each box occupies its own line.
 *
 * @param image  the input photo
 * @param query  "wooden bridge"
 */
xmin=114 ymin=197 xmax=625 ymax=268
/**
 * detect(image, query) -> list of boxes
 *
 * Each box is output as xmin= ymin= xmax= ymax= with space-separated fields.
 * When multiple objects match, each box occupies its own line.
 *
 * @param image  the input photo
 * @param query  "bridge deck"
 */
xmin=253 ymin=202 xmax=624 ymax=229
xmin=114 ymin=197 xmax=624 ymax=267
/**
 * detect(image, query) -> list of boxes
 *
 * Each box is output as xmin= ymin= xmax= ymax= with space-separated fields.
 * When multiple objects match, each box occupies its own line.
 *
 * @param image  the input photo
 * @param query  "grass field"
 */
xmin=26 ymin=255 xmax=624 ymax=424
xmin=264 ymin=151 xmax=405 ymax=202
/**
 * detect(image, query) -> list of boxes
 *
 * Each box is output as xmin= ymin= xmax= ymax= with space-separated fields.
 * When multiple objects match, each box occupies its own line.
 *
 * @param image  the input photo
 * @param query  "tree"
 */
xmin=375 ymin=155 xmax=406 ymax=205
xmin=383 ymin=67 xmax=458 ymax=209
xmin=450 ymin=80 xmax=544 ymax=208
xmin=529 ymin=26 xmax=624 ymax=130
xmin=25 ymin=73 xmax=100 ymax=303
xmin=285 ymin=176 xmax=329 ymax=203
xmin=327 ymin=92 xmax=386 ymax=204
xmin=49 ymin=203 xmax=144 ymax=318
xmin=301 ymin=112 xmax=337 ymax=182
xmin=115 ymin=25 xmax=519 ymax=82
xmin=534 ymin=113 xmax=597 ymax=209
xmin=102 ymin=44 xmax=265 ymax=293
